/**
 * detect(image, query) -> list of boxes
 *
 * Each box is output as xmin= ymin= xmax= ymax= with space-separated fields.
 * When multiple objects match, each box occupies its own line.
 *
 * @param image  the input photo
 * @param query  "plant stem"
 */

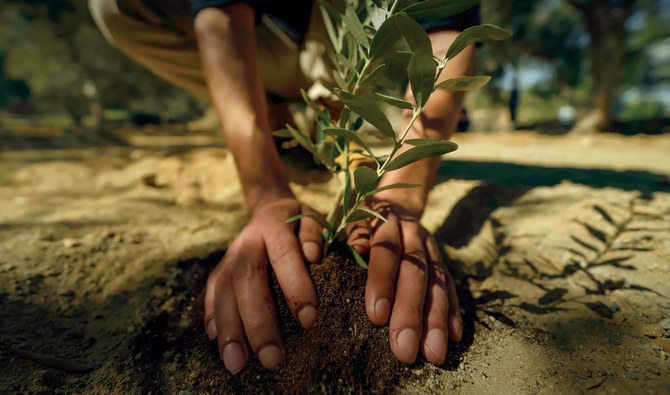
xmin=352 ymin=58 xmax=372 ymax=95
xmin=377 ymin=108 xmax=421 ymax=175
xmin=389 ymin=0 xmax=400 ymax=15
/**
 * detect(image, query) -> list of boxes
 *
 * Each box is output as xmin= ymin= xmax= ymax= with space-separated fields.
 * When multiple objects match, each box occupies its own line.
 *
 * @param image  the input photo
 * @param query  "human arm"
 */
xmin=195 ymin=3 xmax=322 ymax=373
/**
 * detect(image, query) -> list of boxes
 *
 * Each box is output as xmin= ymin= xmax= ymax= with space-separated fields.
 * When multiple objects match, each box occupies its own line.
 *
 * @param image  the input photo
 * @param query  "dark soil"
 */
xmin=128 ymin=244 xmax=429 ymax=394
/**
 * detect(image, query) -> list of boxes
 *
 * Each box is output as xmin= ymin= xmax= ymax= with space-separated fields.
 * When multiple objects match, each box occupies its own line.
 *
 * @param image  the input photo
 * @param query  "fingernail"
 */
xmin=425 ymin=328 xmax=447 ymax=364
xmin=258 ymin=344 xmax=283 ymax=370
xmin=222 ymin=342 xmax=246 ymax=374
xmin=206 ymin=319 xmax=217 ymax=340
xmin=374 ymin=298 xmax=390 ymax=324
xmin=298 ymin=305 xmax=317 ymax=329
xmin=302 ymin=242 xmax=320 ymax=263
xmin=396 ymin=328 xmax=419 ymax=364
xmin=450 ymin=315 xmax=463 ymax=341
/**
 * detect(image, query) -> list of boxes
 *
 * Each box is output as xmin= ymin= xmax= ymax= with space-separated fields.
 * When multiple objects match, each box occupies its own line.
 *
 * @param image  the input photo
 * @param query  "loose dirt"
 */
xmin=1 ymin=130 xmax=669 ymax=393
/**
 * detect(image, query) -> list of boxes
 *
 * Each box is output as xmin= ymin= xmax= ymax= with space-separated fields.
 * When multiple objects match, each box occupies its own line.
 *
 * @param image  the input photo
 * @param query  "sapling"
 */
xmin=276 ymin=0 xmax=511 ymax=267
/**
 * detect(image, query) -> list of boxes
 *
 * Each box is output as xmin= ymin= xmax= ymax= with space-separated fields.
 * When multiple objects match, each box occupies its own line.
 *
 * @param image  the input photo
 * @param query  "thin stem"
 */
xmin=377 ymin=109 xmax=421 ymax=175
xmin=389 ymin=0 xmax=400 ymax=15
xmin=352 ymin=58 xmax=372 ymax=95
xmin=433 ymin=57 xmax=448 ymax=86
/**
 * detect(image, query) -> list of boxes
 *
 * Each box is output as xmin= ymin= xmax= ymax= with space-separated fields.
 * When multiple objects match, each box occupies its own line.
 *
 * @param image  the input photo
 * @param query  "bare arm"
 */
xmin=376 ymin=30 xmax=476 ymax=217
xmin=194 ymin=4 xmax=293 ymax=213
xmin=196 ymin=4 xmax=322 ymax=374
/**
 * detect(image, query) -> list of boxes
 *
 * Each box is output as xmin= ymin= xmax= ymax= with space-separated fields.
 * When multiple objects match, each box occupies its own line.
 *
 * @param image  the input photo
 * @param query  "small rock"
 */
xmin=62 ymin=238 xmax=81 ymax=248
xmin=658 ymin=300 xmax=670 ymax=310
xmin=660 ymin=318 xmax=670 ymax=330
xmin=642 ymin=324 xmax=663 ymax=338
xmin=493 ymin=320 xmax=504 ymax=331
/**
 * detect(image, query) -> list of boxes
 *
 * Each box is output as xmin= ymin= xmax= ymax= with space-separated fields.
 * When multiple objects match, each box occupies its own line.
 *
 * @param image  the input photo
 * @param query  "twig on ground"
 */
xmin=7 ymin=346 xmax=96 ymax=373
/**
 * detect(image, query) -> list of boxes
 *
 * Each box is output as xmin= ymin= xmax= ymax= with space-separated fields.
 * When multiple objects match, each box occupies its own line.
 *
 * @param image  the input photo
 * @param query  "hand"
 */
xmin=347 ymin=198 xmax=463 ymax=365
xmin=204 ymin=198 xmax=323 ymax=374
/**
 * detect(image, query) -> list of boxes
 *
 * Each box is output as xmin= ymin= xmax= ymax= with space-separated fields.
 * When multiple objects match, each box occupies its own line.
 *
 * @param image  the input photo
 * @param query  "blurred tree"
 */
xmin=0 ymin=52 xmax=31 ymax=111
xmin=480 ymin=0 xmax=668 ymax=132
xmin=0 ymin=0 xmax=204 ymax=126
xmin=565 ymin=0 xmax=634 ymax=132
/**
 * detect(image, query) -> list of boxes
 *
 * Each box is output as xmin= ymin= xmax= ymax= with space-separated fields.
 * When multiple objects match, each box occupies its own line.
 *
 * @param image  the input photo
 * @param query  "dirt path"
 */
xmin=1 ymin=132 xmax=669 ymax=393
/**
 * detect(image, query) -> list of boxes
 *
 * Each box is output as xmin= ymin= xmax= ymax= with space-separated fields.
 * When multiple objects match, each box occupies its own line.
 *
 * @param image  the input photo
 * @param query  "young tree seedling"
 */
xmin=277 ymin=0 xmax=511 ymax=267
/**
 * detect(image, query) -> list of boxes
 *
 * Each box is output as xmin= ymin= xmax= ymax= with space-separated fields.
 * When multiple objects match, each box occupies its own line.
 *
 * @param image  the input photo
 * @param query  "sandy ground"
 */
xmin=1 ymin=130 xmax=669 ymax=393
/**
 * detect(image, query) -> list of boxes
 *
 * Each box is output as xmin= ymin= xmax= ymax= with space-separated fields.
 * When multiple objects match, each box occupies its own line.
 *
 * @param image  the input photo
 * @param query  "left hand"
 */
xmin=347 ymin=198 xmax=462 ymax=365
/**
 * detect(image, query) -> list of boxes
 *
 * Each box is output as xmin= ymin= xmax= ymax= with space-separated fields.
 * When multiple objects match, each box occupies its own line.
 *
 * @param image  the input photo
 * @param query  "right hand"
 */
xmin=203 ymin=198 xmax=323 ymax=374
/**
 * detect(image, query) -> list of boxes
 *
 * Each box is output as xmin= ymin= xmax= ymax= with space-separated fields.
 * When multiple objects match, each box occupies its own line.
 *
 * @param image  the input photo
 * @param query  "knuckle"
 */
xmin=268 ymin=240 xmax=298 ymax=265
xmin=372 ymin=223 xmax=400 ymax=245
xmin=232 ymin=256 xmax=264 ymax=283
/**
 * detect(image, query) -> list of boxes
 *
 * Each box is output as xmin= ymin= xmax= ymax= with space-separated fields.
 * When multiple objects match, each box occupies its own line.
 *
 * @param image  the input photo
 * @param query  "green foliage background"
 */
xmin=0 ymin=0 xmax=204 ymax=124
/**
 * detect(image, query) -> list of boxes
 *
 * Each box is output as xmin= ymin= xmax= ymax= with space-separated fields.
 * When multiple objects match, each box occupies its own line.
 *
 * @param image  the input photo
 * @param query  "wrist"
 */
xmin=246 ymin=184 xmax=295 ymax=215
xmin=374 ymin=163 xmax=435 ymax=219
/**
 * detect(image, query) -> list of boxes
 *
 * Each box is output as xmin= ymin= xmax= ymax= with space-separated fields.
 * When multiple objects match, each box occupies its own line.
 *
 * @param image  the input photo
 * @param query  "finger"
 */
xmin=426 ymin=235 xmax=462 ymax=342
xmin=388 ymin=221 xmax=428 ymax=365
xmin=346 ymin=220 xmax=371 ymax=255
xmin=365 ymin=213 xmax=401 ymax=326
xmin=420 ymin=233 xmax=450 ymax=365
xmin=232 ymin=234 xmax=284 ymax=370
xmin=298 ymin=206 xmax=323 ymax=265
xmin=265 ymin=227 xmax=319 ymax=330
xmin=211 ymin=247 xmax=249 ymax=374
xmin=204 ymin=261 xmax=223 ymax=340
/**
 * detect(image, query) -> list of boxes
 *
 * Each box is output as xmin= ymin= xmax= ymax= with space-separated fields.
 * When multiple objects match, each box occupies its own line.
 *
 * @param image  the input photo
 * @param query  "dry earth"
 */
xmin=1 ymin=130 xmax=669 ymax=393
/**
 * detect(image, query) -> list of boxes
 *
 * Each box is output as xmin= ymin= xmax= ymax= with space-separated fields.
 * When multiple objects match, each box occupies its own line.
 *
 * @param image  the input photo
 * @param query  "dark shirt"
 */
xmin=129 ymin=0 xmax=479 ymax=44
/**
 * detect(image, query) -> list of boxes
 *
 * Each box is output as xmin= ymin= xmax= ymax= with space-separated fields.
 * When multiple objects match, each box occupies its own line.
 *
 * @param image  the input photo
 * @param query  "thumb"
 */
xmin=346 ymin=220 xmax=371 ymax=255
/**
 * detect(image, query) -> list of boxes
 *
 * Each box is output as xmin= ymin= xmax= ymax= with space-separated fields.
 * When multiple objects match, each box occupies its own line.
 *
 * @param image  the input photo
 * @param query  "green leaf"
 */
xmin=353 ymin=166 xmax=378 ymax=196
xmin=372 ymin=92 xmax=414 ymax=110
xmin=346 ymin=207 xmax=388 ymax=223
xmin=323 ymin=128 xmax=375 ymax=158
xmin=359 ymin=63 xmax=387 ymax=86
xmin=434 ymin=75 xmax=491 ymax=91
xmin=365 ymin=182 xmax=421 ymax=196
xmin=446 ymin=24 xmax=512 ymax=60
xmin=333 ymin=72 xmax=349 ymax=91
xmin=272 ymin=128 xmax=292 ymax=138
xmin=370 ymin=13 xmax=433 ymax=61
xmin=335 ymin=51 xmax=359 ymax=77
xmin=336 ymin=89 xmax=396 ymax=138
xmin=346 ymin=244 xmax=368 ymax=269
xmin=320 ymin=79 xmax=337 ymax=95
xmin=351 ymin=116 xmax=364 ymax=131
xmin=342 ymin=4 xmax=369 ymax=48
xmin=285 ymin=124 xmax=315 ymax=153
xmin=332 ymin=0 xmax=346 ymax=14
xmin=407 ymin=49 xmax=437 ymax=107
xmin=343 ymin=170 xmax=352 ymax=213
xmin=394 ymin=13 xmax=432 ymax=54
xmin=369 ymin=14 xmax=402 ymax=60
xmin=402 ymin=0 xmax=481 ymax=20
xmin=367 ymin=1 xmax=387 ymax=29
xmin=286 ymin=213 xmax=333 ymax=232
xmin=317 ymin=0 xmax=341 ymax=50
xmin=385 ymin=140 xmax=458 ymax=171
xmin=404 ymin=138 xmax=439 ymax=145
xmin=301 ymin=89 xmax=330 ymax=120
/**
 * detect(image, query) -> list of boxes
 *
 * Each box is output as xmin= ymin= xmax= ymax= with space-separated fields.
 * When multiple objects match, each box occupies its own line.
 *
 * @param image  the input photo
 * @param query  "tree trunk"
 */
xmin=569 ymin=0 xmax=632 ymax=133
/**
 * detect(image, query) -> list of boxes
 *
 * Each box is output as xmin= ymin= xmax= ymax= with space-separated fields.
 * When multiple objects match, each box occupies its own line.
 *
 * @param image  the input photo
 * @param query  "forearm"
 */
xmin=195 ymin=4 xmax=293 ymax=214
xmin=376 ymin=30 xmax=475 ymax=218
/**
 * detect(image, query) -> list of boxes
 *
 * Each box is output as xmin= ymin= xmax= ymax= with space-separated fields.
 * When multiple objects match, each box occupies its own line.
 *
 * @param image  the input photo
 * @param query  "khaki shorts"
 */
xmin=89 ymin=0 xmax=332 ymax=102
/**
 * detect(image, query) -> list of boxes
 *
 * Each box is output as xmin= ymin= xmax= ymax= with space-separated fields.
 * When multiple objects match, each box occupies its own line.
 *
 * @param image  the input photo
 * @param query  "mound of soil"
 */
xmin=225 ymin=243 xmax=424 ymax=392
xmin=130 ymin=244 xmax=427 ymax=393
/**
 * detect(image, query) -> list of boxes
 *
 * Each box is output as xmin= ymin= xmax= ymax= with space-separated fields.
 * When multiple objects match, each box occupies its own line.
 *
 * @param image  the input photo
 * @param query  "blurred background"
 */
xmin=2 ymin=3 xmax=670 ymax=393
xmin=0 ymin=0 xmax=668 ymax=144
